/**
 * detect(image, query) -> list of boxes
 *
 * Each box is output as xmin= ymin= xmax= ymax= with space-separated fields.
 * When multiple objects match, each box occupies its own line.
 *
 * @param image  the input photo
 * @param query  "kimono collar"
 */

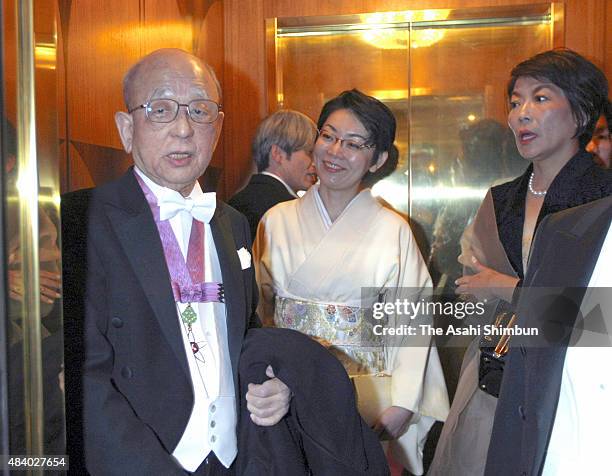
xmin=310 ymin=184 xmax=376 ymax=230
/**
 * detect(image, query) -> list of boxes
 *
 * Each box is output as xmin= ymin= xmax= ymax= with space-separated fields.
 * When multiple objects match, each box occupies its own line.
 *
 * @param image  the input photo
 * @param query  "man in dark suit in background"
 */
xmin=485 ymin=194 xmax=612 ymax=475
xmin=64 ymin=48 xmax=290 ymax=476
xmin=228 ymin=109 xmax=317 ymax=240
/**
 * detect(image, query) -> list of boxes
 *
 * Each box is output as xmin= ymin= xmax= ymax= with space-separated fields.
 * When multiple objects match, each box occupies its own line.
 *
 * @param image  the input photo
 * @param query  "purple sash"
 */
xmin=135 ymin=172 xmax=223 ymax=304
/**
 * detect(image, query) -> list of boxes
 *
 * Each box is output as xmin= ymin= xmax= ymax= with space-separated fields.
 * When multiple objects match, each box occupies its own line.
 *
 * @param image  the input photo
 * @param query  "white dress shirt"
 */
xmin=543 ymin=221 xmax=612 ymax=475
xmin=135 ymin=168 xmax=237 ymax=471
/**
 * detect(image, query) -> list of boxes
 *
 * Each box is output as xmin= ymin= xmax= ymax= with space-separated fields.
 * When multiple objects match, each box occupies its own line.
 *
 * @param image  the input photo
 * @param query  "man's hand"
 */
xmin=372 ymin=406 xmax=413 ymax=440
xmin=246 ymin=365 xmax=291 ymax=426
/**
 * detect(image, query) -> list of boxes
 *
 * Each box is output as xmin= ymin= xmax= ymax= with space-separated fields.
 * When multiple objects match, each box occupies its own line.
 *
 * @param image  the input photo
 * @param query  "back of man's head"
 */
xmin=252 ymin=110 xmax=316 ymax=173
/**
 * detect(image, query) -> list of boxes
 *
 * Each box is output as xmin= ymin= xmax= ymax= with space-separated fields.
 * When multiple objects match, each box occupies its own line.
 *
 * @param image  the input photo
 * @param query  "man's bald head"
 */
xmin=115 ymin=48 xmax=225 ymax=196
xmin=122 ymin=48 xmax=222 ymax=110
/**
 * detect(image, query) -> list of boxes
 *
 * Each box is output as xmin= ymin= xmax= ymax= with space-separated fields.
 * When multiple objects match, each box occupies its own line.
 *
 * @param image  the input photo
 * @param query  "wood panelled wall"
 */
xmin=58 ymin=0 xmax=610 ymax=199
xmin=58 ymin=0 xmax=226 ymax=194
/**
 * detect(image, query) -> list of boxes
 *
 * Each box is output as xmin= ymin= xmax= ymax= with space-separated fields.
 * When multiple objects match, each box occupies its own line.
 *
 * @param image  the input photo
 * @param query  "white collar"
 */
xmin=134 ymin=166 xmax=206 ymax=203
xmin=311 ymin=183 xmax=370 ymax=230
xmin=260 ymin=171 xmax=298 ymax=198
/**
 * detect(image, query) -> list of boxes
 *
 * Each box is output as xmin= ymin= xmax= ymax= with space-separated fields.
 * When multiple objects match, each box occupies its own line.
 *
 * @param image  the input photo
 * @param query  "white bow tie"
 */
xmin=158 ymin=190 xmax=217 ymax=223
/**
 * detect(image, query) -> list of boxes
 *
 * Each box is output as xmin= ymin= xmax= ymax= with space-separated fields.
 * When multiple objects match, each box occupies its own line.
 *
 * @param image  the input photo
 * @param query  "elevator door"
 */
xmin=1 ymin=0 xmax=65 ymax=472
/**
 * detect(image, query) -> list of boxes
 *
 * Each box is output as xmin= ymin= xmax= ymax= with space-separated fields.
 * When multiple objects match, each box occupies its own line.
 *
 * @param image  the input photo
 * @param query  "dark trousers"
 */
xmin=191 ymin=453 xmax=235 ymax=476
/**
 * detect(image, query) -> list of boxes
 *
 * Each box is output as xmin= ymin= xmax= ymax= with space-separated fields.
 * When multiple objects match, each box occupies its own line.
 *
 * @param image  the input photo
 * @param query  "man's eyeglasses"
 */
xmin=317 ymin=129 xmax=374 ymax=153
xmin=128 ymin=98 xmax=222 ymax=124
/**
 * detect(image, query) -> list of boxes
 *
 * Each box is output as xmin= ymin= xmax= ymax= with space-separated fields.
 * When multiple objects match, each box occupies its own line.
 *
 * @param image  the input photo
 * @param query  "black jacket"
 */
xmin=63 ymin=169 xmax=259 ymax=475
xmin=485 ymin=195 xmax=612 ymax=475
xmin=228 ymin=174 xmax=295 ymax=241
xmin=237 ymin=328 xmax=389 ymax=476
xmin=491 ymin=150 xmax=611 ymax=279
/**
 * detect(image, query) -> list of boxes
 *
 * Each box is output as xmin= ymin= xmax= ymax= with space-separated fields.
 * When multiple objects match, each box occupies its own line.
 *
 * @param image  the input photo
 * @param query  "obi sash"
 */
xmin=274 ymin=295 xmax=386 ymax=375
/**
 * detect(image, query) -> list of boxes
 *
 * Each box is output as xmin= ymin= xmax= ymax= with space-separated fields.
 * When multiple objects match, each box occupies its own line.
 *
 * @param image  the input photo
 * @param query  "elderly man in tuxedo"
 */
xmin=485 ymin=194 xmax=612 ymax=475
xmin=68 ymin=48 xmax=291 ymax=476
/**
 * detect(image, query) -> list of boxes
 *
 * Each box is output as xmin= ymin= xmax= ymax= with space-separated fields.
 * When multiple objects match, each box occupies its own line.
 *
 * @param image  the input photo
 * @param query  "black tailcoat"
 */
xmin=63 ymin=169 xmax=259 ymax=475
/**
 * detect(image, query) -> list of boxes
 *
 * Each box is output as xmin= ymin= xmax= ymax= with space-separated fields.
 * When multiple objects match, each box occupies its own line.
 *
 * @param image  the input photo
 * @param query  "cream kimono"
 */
xmin=254 ymin=185 xmax=449 ymax=475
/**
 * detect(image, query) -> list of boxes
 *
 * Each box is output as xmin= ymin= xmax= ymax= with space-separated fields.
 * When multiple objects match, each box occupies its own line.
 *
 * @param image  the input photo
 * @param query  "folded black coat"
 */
xmin=237 ymin=328 xmax=390 ymax=476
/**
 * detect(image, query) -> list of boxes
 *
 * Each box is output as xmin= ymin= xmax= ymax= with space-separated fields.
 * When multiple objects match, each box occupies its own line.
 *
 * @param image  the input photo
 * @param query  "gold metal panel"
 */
xmin=2 ymin=0 xmax=64 ymax=463
xmin=16 ymin=0 xmax=45 ymax=457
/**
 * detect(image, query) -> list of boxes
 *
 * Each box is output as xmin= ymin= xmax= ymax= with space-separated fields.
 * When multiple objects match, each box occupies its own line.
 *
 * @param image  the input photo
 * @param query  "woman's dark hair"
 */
xmin=507 ymin=49 xmax=609 ymax=148
xmin=317 ymin=89 xmax=399 ymax=187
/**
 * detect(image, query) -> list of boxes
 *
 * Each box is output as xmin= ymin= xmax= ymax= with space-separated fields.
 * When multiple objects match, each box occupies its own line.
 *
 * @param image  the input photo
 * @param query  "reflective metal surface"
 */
xmin=2 ymin=0 xmax=65 ymax=467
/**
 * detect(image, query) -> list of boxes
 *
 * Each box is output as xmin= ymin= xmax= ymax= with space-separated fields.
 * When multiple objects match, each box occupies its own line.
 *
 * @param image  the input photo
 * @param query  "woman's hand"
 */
xmin=372 ymin=406 xmax=413 ymax=440
xmin=8 ymin=269 xmax=61 ymax=304
xmin=39 ymin=270 xmax=62 ymax=304
xmin=455 ymin=256 xmax=519 ymax=302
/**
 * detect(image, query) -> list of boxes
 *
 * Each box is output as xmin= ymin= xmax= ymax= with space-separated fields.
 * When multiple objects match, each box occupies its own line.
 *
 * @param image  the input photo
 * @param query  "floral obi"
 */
xmin=274 ymin=296 xmax=385 ymax=375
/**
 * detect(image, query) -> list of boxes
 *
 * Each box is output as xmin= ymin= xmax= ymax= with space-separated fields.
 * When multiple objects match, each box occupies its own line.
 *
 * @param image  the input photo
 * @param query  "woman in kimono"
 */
xmin=254 ymin=89 xmax=449 ymax=475
xmin=429 ymin=49 xmax=611 ymax=475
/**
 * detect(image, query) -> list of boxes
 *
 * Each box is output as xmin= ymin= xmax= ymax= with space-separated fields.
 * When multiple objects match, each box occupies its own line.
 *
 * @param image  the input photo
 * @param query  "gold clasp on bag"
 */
xmin=493 ymin=313 xmax=517 ymax=357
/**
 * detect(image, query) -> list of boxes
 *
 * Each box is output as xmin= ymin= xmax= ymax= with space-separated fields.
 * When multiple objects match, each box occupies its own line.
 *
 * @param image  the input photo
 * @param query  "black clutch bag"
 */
xmin=478 ymin=309 xmax=516 ymax=398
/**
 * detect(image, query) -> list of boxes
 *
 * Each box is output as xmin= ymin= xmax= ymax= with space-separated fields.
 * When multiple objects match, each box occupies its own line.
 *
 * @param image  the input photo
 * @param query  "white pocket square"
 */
xmin=237 ymin=247 xmax=251 ymax=270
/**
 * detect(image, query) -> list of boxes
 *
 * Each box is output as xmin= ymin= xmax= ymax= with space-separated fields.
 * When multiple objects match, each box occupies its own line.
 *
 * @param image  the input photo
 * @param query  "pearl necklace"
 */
xmin=528 ymin=172 xmax=547 ymax=196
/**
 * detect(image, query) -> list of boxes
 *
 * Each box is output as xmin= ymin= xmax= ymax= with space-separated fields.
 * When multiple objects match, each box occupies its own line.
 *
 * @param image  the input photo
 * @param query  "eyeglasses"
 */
xmin=128 ymin=98 xmax=222 ymax=124
xmin=317 ymin=129 xmax=374 ymax=153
